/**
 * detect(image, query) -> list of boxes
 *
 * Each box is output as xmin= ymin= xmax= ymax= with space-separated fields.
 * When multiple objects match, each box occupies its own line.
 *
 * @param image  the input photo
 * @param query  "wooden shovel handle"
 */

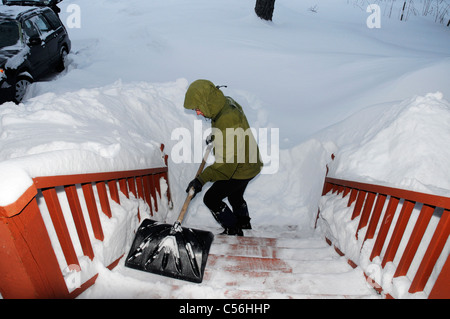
xmin=176 ymin=144 xmax=213 ymax=223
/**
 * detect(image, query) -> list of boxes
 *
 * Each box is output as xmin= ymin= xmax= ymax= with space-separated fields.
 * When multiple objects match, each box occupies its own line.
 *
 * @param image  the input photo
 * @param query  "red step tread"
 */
xmin=206 ymin=254 xmax=293 ymax=273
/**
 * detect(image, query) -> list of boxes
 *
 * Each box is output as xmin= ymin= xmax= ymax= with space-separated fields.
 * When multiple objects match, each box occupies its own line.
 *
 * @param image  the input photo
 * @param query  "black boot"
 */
xmin=220 ymin=227 xmax=243 ymax=236
xmin=211 ymin=203 xmax=243 ymax=236
xmin=234 ymin=202 xmax=252 ymax=230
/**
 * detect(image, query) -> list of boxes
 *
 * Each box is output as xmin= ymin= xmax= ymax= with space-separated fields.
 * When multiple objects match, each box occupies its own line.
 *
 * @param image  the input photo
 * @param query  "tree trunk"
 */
xmin=255 ymin=0 xmax=275 ymax=21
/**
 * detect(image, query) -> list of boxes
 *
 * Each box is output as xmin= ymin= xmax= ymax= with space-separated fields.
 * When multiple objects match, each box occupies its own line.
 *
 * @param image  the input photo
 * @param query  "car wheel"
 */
xmin=13 ymin=77 xmax=32 ymax=104
xmin=56 ymin=47 xmax=69 ymax=72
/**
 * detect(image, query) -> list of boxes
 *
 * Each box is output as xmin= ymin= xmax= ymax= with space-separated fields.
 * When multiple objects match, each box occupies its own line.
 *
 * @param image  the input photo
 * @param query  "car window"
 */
xmin=30 ymin=15 xmax=52 ymax=34
xmin=22 ymin=19 xmax=40 ymax=39
xmin=0 ymin=21 xmax=20 ymax=48
xmin=42 ymin=10 xmax=62 ymax=30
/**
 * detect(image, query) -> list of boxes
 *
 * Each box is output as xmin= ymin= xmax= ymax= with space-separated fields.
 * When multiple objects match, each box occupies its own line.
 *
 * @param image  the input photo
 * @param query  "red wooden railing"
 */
xmin=318 ymin=176 xmax=450 ymax=299
xmin=0 ymin=147 xmax=171 ymax=299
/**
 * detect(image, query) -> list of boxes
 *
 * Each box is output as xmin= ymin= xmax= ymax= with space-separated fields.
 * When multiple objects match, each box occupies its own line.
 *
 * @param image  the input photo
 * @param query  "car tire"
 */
xmin=56 ymin=46 xmax=69 ymax=72
xmin=13 ymin=76 xmax=32 ymax=104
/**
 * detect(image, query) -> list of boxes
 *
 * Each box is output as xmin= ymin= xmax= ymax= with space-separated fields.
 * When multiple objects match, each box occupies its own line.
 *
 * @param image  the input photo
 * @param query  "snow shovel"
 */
xmin=125 ymin=144 xmax=214 ymax=283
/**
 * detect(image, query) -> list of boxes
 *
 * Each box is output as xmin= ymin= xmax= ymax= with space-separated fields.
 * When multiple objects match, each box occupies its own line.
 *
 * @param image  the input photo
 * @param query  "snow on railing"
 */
xmin=316 ymin=176 xmax=450 ymax=299
xmin=0 ymin=146 xmax=171 ymax=299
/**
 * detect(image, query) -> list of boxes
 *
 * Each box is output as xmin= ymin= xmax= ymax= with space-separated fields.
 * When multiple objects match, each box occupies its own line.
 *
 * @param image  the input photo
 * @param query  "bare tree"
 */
xmin=255 ymin=0 xmax=276 ymax=21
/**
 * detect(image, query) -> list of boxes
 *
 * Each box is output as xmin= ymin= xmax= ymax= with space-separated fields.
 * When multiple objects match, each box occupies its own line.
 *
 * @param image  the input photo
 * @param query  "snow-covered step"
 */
xmin=206 ymin=254 xmax=293 ymax=273
xmin=80 ymin=233 xmax=378 ymax=299
xmin=202 ymin=268 xmax=373 ymax=297
xmin=201 ymin=234 xmax=377 ymax=298
xmin=222 ymin=289 xmax=373 ymax=299
xmin=206 ymin=254 xmax=355 ymax=275
xmin=212 ymin=235 xmax=330 ymax=249
xmin=210 ymin=235 xmax=342 ymax=261
xmin=210 ymin=243 xmax=341 ymax=261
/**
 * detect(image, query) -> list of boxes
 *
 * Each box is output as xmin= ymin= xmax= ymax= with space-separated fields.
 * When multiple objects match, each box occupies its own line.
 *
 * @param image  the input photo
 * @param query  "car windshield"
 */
xmin=0 ymin=21 xmax=20 ymax=49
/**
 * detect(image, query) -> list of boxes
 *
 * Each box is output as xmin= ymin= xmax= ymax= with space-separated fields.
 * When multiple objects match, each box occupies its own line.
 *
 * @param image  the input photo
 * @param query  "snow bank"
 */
xmin=324 ymin=92 xmax=450 ymax=197
xmin=316 ymin=92 xmax=450 ymax=298
xmin=0 ymin=79 xmax=191 ymax=204
xmin=0 ymin=163 xmax=33 ymax=206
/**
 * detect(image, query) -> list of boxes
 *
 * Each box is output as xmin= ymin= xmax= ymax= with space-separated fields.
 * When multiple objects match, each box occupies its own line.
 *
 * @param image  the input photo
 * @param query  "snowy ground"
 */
xmin=0 ymin=0 xmax=449 ymax=299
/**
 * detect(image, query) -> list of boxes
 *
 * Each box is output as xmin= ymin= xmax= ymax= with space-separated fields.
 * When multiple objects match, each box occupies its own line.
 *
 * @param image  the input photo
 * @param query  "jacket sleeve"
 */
xmin=197 ymin=161 xmax=238 ymax=185
xmin=196 ymin=125 xmax=239 ymax=184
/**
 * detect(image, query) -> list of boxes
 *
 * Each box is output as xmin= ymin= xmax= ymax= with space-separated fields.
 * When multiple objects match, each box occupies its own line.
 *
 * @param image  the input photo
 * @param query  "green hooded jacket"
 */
xmin=184 ymin=80 xmax=263 ymax=185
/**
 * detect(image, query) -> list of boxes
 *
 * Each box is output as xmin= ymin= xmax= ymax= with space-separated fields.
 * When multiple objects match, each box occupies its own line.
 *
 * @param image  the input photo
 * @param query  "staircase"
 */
xmin=2 ymin=162 xmax=448 ymax=299
xmin=83 ymin=232 xmax=380 ymax=299
xmin=206 ymin=235 xmax=376 ymax=299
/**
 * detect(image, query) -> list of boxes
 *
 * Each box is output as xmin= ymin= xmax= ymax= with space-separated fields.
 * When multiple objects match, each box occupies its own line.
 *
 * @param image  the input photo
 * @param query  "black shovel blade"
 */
xmin=125 ymin=219 xmax=214 ymax=283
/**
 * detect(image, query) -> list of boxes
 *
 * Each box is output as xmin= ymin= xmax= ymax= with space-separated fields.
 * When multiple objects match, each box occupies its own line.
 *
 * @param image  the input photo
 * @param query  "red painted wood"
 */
xmin=409 ymin=211 xmax=450 ymax=294
xmin=326 ymin=177 xmax=450 ymax=210
xmin=96 ymin=181 xmax=112 ymax=218
xmin=119 ymin=178 xmax=129 ymax=199
xmin=1 ymin=163 xmax=169 ymax=299
xmin=108 ymin=180 xmax=120 ymax=204
xmin=363 ymin=194 xmax=387 ymax=243
xmin=143 ymin=175 xmax=153 ymax=216
xmin=394 ymin=204 xmax=435 ymax=277
xmin=347 ymin=188 xmax=358 ymax=207
xmin=323 ymin=176 xmax=450 ymax=298
xmin=135 ymin=176 xmax=144 ymax=200
xmin=356 ymin=192 xmax=376 ymax=238
xmin=370 ymin=196 xmax=400 ymax=261
xmin=41 ymin=187 xmax=79 ymax=267
xmin=64 ymin=185 xmax=94 ymax=260
xmin=0 ymin=185 xmax=37 ymax=218
xmin=429 ymin=253 xmax=450 ymax=299
xmin=81 ymin=183 xmax=104 ymax=241
xmin=33 ymin=167 xmax=167 ymax=189
xmin=127 ymin=177 xmax=137 ymax=198
xmin=382 ymin=200 xmax=415 ymax=267
xmin=151 ymin=174 xmax=159 ymax=212
xmin=0 ymin=198 xmax=68 ymax=298
xmin=351 ymin=190 xmax=367 ymax=220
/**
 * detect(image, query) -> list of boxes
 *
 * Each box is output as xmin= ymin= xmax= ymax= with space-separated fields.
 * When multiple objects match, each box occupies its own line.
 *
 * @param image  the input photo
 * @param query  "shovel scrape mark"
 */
xmin=145 ymin=235 xmax=182 ymax=273
xmin=127 ymin=224 xmax=166 ymax=262
xmin=185 ymin=242 xmax=200 ymax=278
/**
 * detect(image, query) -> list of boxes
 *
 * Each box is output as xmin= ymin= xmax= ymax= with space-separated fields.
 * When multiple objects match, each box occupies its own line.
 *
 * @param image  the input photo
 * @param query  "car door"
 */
xmin=41 ymin=9 xmax=65 ymax=65
xmin=28 ymin=13 xmax=59 ymax=71
xmin=21 ymin=16 xmax=50 ymax=78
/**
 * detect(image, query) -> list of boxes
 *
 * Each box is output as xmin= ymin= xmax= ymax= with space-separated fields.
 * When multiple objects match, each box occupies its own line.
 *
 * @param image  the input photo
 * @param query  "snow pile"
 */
xmin=0 ymin=80 xmax=190 ymax=204
xmin=0 ymin=163 xmax=33 ymax=206
xmin=325 ymin=92 xmax=450 ymax=197
xmin=317 ymin=92 xmax=450 ymax=298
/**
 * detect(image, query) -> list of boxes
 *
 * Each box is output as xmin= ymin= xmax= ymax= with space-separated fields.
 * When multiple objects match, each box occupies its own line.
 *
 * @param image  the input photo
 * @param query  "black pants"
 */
xmin=203 ymin=178 xmax=252 ymax=213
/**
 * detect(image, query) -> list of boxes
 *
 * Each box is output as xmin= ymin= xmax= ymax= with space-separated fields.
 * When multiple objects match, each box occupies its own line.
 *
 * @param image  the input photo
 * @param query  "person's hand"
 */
xmin=205 ymin=134 xmax=213 ymax=145
xmin=186 ymin=178 xmax=203 ymax=198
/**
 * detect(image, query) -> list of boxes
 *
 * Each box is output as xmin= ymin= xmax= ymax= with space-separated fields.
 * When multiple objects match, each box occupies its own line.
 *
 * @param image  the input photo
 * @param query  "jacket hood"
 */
xmin=183 ymin=79 xmax=226 ymax=119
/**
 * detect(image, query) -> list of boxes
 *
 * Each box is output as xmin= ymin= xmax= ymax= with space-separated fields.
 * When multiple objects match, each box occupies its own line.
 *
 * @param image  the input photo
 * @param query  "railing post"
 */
xmin=0 ymin=185 xmax=68 ymax=298
xmin=429 ymin=254 xmax=450 ymax=299
xmin=160 ymin=143 xmax=173 ymax=207
xmin=409 ymin=211 xmax=450 ymax=294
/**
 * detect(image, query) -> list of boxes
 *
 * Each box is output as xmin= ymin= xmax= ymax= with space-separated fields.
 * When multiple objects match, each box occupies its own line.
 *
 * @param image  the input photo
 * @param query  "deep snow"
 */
xmin=0 ymin=0 xmax=449 ymax=299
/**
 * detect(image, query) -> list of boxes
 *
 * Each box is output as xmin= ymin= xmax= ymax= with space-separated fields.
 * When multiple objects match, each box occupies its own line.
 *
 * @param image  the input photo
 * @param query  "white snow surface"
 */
xmin=0 ymin=0 xmax=449 ymax=299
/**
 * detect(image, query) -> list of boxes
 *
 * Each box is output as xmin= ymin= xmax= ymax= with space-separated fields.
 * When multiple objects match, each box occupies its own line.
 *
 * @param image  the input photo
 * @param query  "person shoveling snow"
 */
xmin=183 ymin=79 xmax=264 ymax=236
